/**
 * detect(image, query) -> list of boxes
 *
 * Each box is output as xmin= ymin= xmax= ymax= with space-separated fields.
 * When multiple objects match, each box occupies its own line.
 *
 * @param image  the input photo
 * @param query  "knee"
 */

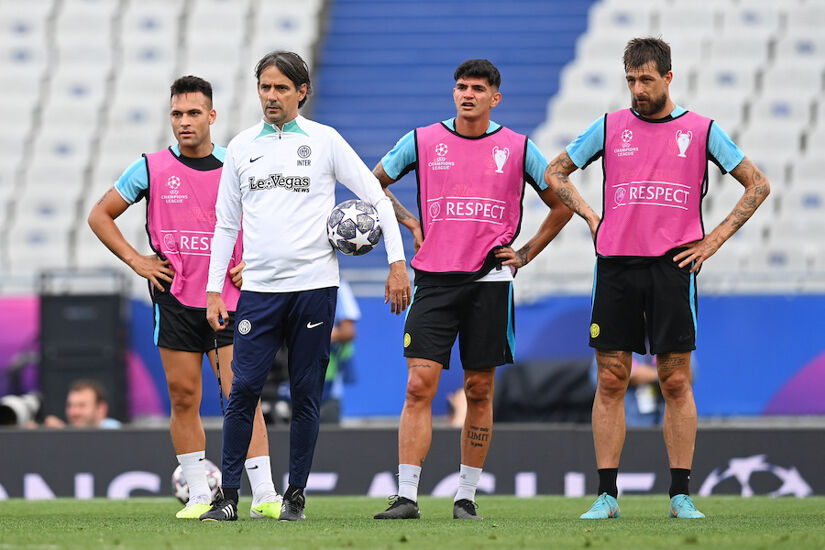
xmin=464 ymin=376 xmax=493 ymax=406
xmin=167 ymin=380 xmax=198 ymax=414
xmin=405 ymin=374 xmax=437 ymax=406
xmin=659 ymin=371 xmax=692 ymax=401
xmin=230 ymin=374 xmax=260 ymax=400
xmin=596 ymin=368 xmax=630 ymax=399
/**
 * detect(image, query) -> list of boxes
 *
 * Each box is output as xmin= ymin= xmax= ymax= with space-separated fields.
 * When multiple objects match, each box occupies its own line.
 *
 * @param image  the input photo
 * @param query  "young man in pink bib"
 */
xmin=373 ymin=59 xmax=573 ymax=520
xmin=88 ymin=76 xmax=281 ymax=519
xmin=545 ymin=38 xmax=771 ymax=519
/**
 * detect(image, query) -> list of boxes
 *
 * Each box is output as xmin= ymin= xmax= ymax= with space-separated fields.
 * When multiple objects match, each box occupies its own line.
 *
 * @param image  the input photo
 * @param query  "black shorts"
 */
xmin=589 ymin=249 xmax=697 ymax=355
xmin=403 ymin=282 xmax=514 ymax=370
xmin=152 ymin=291 xmax=235 ymax=353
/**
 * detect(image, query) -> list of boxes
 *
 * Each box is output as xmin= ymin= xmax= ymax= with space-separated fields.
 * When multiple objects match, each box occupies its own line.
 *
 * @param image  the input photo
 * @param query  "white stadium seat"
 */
xmin=587 ymin=2 xmax=654 ymax=35
xmin=0 ymin=11 xmax=48 ymax=45
xmin=806 ymin=128 xmax=825 ymax=156
xmin=667 ymin=35 xmax=709 ymax=75
xmin=749 ymin=95 xmax=814 ymax=128
xmin=720 ymin=6 xmax=781 ymax=38
xmin=792 ymin=157 xmax=825 ymax=187
xmin=736 ymin=124 xmax=805 ymax=165
xmin=786 ymin=4 xmax=825 ymax=32
xmin=5 ymin=220 xmax=72 ymax=275
xmin=760 ymin=64 xmax=824 ymax=101
xmin=120 ymin=0 xmax=182 ymax=48
xmin=706 ymin=34 xmax=771 ymax=71
xmin=120 ymin=42 xmax=177 ymax=77
xmin=774 ymin=33 xmax=825 ymax=65
xmin=656 ymin=6 xmax=720 ymax=37
xmin=558 ymin=60 xmax=627 ymax=100
xmin=681 ymin=96 xmax=747 ymax=135
xmin=781 ymin=187 xmax=825 ymax=217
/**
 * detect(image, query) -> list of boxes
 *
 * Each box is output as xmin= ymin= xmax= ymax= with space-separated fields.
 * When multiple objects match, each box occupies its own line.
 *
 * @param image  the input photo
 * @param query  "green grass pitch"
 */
xmin=2 ymin=496 xmax=824 ymax=549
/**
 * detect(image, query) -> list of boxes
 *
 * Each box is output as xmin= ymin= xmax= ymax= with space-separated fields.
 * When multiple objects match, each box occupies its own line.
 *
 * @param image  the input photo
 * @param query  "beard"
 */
xmin=632 ymin=92 xmax=667 ymax=117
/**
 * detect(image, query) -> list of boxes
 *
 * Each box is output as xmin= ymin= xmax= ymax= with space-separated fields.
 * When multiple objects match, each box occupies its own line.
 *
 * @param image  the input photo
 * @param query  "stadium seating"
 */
xmin=0 ymin=0 xmax=823 ymax=297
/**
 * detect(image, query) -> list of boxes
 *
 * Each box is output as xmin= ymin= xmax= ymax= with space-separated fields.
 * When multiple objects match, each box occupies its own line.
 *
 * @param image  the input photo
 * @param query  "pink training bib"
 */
xmin=145 ymin=149 xmax=242 ymax=309
xmin=413 ymin=122 xmax=527 ymax=274
xmin=597 ymin=109 xmax=711 ymax=257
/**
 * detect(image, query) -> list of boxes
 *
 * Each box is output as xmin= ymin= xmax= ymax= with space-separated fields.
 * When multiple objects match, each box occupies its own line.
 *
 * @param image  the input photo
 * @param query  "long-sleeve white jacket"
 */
xmin=207 ymin=115 xmax=405 ymax=294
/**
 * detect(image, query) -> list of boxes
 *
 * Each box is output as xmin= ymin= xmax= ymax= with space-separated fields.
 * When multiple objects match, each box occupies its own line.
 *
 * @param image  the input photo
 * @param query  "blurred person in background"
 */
xmin=544 ymin=37 xmax=770 ymax=519
xmin=372 ymin=59 xmax=572 ymax=521
xmin=42 ymin=379 xmax=121 ymax=429
xmin=88 ymin=76 xmax=280 ymax=520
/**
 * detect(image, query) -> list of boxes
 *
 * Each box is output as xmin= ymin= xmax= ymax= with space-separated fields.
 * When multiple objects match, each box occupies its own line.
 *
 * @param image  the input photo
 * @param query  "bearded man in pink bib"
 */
xmin=545 ymin=37 xmax=770 ymax=519
xmin=372 ymin=59 xmax=573 ymax=520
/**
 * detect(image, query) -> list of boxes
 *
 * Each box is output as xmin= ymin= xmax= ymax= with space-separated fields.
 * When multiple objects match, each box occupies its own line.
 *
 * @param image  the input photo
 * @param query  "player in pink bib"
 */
xmin=545 ymin=38 xmax=771 ymax=519
xmin=372 ymin=60 xmax=573 ymax=520
xmin=88 ymin=76 xmax=281 ymax=520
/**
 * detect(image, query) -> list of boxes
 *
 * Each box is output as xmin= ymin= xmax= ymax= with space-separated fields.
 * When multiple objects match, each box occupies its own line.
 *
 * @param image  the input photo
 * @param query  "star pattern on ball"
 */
xmin=328 ymin=200 xmax=382 ymax=256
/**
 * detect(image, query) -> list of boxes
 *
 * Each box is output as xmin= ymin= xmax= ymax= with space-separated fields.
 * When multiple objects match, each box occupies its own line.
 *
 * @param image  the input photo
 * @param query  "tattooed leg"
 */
xmin=461 ymin=368 xmax=496 ymax=468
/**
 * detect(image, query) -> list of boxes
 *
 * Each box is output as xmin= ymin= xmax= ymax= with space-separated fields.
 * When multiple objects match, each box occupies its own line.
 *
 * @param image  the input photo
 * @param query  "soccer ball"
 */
xmin=172 ymin=459 xmax=222 ymax=504
xmin=327 ymin=199 xmax=382 ymax=256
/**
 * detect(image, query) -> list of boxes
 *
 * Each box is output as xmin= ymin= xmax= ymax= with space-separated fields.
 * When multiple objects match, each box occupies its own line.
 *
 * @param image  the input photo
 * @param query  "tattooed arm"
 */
xmin=87 ymin=187 xmax=174 ymax=291
xmin=373 ymin=161 xmax=423 ymax=252
xmin=544 ymin=150 xmax=601 ymax=238
xmin=495 ymin=184 xmax=574 ymax=269
xmin=673 ymin=157 xmax=770 ymax=272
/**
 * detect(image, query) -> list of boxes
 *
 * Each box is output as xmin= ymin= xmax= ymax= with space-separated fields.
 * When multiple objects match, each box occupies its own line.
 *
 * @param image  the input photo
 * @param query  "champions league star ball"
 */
xmin=327 ymin=199 xmax=382 ymax=256
xmin=172 ymin=459 xmax=222 ymax=504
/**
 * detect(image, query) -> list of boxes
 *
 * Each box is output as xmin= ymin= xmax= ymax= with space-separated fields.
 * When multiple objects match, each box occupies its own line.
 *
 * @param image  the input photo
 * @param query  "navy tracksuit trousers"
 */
xmin=221 ymin=287 xmax=336 ymax=489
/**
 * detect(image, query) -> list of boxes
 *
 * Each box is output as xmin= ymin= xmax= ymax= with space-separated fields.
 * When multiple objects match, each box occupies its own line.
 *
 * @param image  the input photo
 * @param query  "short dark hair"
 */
xmin=623 ymin=37 xmax=672 ymax=75
xmin=454 ymin=59 xmax=501 ymax=89
xmin=255 ymin=51 xmax=312 ymax=108
xmin=68 ymin=379 xmax=108 ymax=405
xmin=170 ymin=75 xmax=213 ymax=107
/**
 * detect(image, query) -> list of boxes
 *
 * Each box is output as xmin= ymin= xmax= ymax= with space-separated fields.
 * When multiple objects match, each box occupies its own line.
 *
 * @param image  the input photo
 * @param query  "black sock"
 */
xmin=284 ymin=485 xmax=304 ymax=501
xmin=222 ymin=487 xmax=239 ymax=503
xmin=597 ymin=468 xmax=619 ymax=498
xmin=669 ymin=468 xmax=691 ymax=498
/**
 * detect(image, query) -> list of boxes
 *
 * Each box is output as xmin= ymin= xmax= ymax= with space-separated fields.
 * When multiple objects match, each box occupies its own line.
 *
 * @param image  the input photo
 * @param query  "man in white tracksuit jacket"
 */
xmin=202 ymin=51 xmax=410 ymax=522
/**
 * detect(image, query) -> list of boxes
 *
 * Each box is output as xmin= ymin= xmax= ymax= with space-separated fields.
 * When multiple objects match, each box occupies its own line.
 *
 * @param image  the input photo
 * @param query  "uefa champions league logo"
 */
xmin=163 ymin=233 xmax=177 ymax=252
xmin=614 ymin=187 xmax=627 ymax=206
xmin=429 ymin=202 xmax=441 ymax=219
xmin=698 ymin=454 xmax=812 ymax=497
xmin=167 ymin=175 xmax=181 ymax=195
xmin=621 ymin=129 xmax=633 ymax=144
xmin=492 ymin=146 xmax=509 ymax=173
xmin=429 ymin=143 xmax=455 ymax=171
xmin=676 ymin=130 xmax=693 ymax=157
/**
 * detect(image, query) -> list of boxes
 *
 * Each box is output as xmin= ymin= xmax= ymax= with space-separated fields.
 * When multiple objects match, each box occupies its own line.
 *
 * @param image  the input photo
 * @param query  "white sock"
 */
xmin=398 ymin=464 xmax=421 ymax=502
xmin=178 ymin=450 xmax=210 ymax=503
xmin=455 ymin=464 xmax=482 ymax=503
xmin=246 ymin=456 xmax=278 ymax=504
